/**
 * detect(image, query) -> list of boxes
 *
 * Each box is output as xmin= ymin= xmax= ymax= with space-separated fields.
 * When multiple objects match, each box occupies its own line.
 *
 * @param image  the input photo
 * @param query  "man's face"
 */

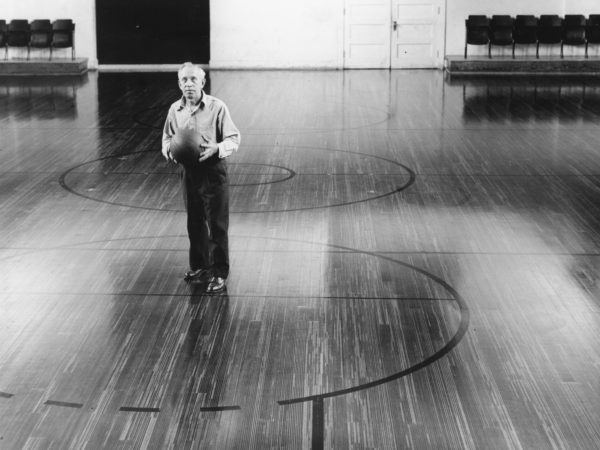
xmin=178 ymin=67 xmax=205 ymax=103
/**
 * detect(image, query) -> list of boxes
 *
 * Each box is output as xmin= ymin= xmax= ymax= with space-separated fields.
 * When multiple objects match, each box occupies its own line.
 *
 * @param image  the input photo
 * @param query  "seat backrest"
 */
xmin=466 ymin=15 xmax=489 ymax=28
xmin=587 ymin=15 xmax=600 ymax=42
xmin=7 ymin=19 xmax=29 ymax=46
xmin=491 ymin=15 xmax=513 ymax=29
xmin=513 ymin=15 xmax=538 ymax=44
xmin=539 ymin=15 xmax=563 ymax=28
xmin=29 ymin=19 xmax=52 ymax=48
xmin=30 ymin=20 xmax=52 ymax=32
xmin=564 ymin=15 xmax=586 ymax=28
xmin=52 ymin=19 xmax=74 ymax=32
xmin=589 ymin=15 xmax=600 ymax=27
xmin=515 ymin=15 xmax=538 ymax=28
xmin=8 ymin=19 xmax=29 ymax=31
xmin=0 ymin=20 xmax=6 ymax=46
xmin=51 ymin=19 xmax=75 ymax=51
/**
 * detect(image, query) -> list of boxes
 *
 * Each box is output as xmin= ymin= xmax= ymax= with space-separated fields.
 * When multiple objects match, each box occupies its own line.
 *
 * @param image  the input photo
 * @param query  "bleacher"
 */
xmin=0 ymin=19 xmax=87 ymax=76
xmin=447 ymin=14 xmax=600 ymax=76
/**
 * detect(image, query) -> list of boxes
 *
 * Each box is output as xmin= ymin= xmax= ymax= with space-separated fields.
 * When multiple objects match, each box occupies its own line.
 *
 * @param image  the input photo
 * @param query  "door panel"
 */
xmin=344 ymin=0 xmax=391 ymax=69
xmin=391 ymin=0 xmax=445 ymax=68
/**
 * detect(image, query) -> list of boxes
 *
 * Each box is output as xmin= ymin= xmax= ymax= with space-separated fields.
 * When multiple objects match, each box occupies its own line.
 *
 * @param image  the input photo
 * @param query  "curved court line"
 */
xmin=59 ymin=152 xmax=296 ymax=212
xmin=0 ymin=233 xmax=467 ymax=409
xmin=60 ymin=150 xmax=295 ymax=186
xmin=226 ymin=162 xmax=296 ymax=187
xmin=1 ymin=233 xmax=467 ymax=407
xmin=216 ymin=234 xmax=471 ymax=406
xmin=58 ymin=146 xmax=415 ymax=213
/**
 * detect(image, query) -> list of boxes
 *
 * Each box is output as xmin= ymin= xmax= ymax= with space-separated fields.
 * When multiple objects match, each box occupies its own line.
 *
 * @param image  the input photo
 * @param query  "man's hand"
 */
xmin=161 ymin=146 xmax=176 ymax=163
xmin=198 ymin=136 xmax=219 ymax=162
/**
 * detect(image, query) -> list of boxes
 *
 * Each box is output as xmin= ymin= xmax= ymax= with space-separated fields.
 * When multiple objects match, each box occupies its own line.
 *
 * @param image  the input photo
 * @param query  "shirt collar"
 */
xmin=177 ymin=92 xmax=205 ymax=111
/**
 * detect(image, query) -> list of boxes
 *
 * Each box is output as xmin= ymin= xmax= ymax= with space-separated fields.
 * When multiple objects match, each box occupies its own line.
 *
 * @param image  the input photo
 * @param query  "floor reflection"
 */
xmin=0 ymin=75 xmax=88 ymax=122
xmin=154 ymin=287 xmax=233 ymax=448
xmin=449 ymin=76 xmax=600 ymax=123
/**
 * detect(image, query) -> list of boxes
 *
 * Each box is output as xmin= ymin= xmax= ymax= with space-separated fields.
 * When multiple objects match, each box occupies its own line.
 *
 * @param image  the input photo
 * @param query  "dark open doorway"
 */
xmin=96 ymin=0 xmax=209 ymax=64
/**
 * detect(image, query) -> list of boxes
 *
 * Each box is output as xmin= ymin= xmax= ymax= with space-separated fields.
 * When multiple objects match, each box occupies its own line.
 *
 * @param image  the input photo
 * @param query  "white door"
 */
xmin=344 ymin=0 xmax=391 ymax=69
xmin=344 ymin=0 xmax=445 ymax=68
xmin=391 ymin=0 xmax=445 ymax=68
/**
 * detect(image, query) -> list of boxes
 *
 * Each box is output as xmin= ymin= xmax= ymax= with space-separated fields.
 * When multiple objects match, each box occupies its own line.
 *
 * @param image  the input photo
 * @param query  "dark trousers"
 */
xmin=182 ymin=157 xmax=229 ymax=278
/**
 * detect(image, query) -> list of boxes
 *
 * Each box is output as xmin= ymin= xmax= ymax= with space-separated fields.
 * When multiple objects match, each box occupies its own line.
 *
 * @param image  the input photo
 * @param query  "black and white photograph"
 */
xmin=1 ymin=0 xmax=600 ymax=448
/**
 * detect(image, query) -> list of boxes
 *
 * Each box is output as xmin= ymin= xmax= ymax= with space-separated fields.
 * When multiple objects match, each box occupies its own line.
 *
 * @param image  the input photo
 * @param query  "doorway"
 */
xmin=344 ymin=0 xmax=445 ymax=68
xmin=95 ymin=0 xmax=210 ymax=64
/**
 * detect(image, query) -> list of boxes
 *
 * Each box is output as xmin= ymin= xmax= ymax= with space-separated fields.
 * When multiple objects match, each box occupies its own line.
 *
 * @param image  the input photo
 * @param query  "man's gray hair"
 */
xmin=178 ymin=62 xmax=205 ymax=79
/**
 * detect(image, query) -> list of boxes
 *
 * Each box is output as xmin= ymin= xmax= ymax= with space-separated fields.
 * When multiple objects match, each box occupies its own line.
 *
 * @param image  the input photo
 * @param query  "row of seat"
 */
xmin=465 ymin=15 xmax=600 ymax=59
xmin=0 ymin=19 xmax=75 ymax=61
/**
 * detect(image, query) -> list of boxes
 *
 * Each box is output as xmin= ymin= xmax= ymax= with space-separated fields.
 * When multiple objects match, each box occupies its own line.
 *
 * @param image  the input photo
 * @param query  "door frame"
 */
xmin=391 ymin=0 xmax=446 ymax=69
xmin=343 ymin=0 xmax=446 ymax=69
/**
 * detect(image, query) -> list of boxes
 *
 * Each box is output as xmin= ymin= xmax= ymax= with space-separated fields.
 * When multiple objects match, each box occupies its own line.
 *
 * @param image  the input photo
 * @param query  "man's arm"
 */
xmin=198 ymin=103 xmax=241 ymax=162
xmin=216 ymin=104 xmax=241 ymax=158
xmin=161 ymin=107 xmax=176 ymax=161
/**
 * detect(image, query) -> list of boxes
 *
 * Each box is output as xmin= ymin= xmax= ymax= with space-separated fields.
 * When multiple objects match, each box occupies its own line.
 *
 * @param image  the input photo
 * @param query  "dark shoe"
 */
xmin=184 ymin=268 xmax=210 ymax=282
xmin=206 ymin=276 xmax=226 ymax=293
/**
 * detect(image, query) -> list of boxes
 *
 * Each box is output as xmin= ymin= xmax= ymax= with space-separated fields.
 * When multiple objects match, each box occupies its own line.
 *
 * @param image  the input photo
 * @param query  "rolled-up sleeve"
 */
xmin=217 ymin=104 xmax=241 ymax=159
xmin=162 ymin=106 xmax=176 ymax=156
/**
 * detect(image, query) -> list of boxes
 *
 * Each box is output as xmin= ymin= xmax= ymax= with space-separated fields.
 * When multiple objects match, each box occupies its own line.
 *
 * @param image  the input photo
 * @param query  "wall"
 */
xmin=213 ymin=0 xmax=600 ymax=66
xmin=447 ymin=0 xmax=600 ymax=58
xmin=5 ymin=0 xmax=97 ymax=68
xmin=210 ymin=0 xmax=344 ymax=68
xmin=4 ymin=0 xmax=600 ymax=69
xmin=213 ymin=0 xmax=600 ymax=67
xmin=5 ymin=0 xmax=342 ymax=69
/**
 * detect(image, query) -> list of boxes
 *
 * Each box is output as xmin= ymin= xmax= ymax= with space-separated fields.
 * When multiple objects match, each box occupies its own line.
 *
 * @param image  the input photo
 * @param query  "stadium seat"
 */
xmin=0 ymin=21 xmax=7 ymax=60
xmin=513 ymin=15 xmax=538 ymax=58
xmin=537 ymin=15 xmax=563 ymax=58
xmin=489 ymin=15 xmax=514 ymax=58
xmin=28 ymin=19 xmax=52 ymax=60
xmin=561 ymin=15 xmax=587 ymax=58
xmin=464 ymin=15 xmax=490 ymax=59
xmin=586 ymin=15 xmax=600 ymax=57
xmin=51 ymin=19 xmax=75 ymax=60
xmin=7 ymin=20 xmax=30 ymax=59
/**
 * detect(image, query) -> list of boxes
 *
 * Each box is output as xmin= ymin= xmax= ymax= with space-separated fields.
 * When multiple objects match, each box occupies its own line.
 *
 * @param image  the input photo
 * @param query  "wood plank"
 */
xmin=0 ymin=70 xmax=599 ymax=449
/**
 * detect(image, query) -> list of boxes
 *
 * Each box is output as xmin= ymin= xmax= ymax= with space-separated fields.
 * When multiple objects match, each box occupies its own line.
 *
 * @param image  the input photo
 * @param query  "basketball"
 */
xmin=170 ymin=128 xmax=202 ymax=166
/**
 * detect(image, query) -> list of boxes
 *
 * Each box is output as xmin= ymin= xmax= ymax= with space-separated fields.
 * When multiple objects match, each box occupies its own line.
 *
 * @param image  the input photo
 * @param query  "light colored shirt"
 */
xmin=162 ymin=92 xmax=240 ymax=159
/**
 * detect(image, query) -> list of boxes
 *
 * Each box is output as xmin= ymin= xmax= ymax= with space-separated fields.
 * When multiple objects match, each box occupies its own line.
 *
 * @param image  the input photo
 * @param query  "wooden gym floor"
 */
xmin=1 ymin=70 xmax=600 ymax=449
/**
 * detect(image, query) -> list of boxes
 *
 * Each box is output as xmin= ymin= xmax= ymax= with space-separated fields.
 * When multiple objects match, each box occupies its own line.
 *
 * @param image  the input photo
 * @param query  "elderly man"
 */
xmin=162 ymin=62 xmax=241 ymax=293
